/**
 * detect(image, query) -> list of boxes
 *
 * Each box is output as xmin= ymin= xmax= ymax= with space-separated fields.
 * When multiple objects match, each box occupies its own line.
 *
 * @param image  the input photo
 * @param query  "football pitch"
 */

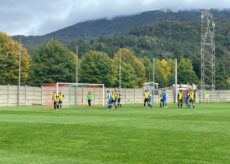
xmin=0 ymin=103 xmax=229 ymax=164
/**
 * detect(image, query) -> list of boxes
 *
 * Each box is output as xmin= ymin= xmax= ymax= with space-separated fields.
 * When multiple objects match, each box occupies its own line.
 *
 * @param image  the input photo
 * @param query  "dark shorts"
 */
xmin=178 ymin=99 xmax=183 ymax=103
xmin=144 ymin=98 xmax=148 ymax=103
xmin=118 ymin=98 xmax=121 ymax=103
xmin=189 ymin=99 xmax=194 ymax=103
xmin=59 ymin=101 xmax=62 ymax=104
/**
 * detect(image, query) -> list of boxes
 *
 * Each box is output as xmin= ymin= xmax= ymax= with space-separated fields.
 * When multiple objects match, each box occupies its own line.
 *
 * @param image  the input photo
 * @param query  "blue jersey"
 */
xmin=107 ymin=94 xmax=112 ymax=104
xmin=185 ymin=94 xmax=189 ymax=102
xmin=148 ymin=95 xmax=152 ymax=102
xmin=162 ymin=91 xmax=167 ymax=101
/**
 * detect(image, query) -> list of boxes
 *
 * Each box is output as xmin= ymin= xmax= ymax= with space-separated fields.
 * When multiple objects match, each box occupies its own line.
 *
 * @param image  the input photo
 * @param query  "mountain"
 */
xmin=14 ymin=9 xmax=230 ymax=50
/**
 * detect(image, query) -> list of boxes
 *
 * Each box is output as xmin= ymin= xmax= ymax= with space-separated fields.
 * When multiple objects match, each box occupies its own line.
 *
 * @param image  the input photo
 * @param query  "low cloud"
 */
xmin=0 ymin=0 xmax=230 ymax=35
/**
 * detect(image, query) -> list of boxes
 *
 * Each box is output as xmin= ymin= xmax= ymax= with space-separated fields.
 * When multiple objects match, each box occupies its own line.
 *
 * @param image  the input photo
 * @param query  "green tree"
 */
xmin=28 ymin=39 xmax=77 ymax=86
xmin=115 ymin=63 xmax=136 ymax=88
xmin=0 ymin=32 xmax=30 ymax=85
xmin=141 ymin=56 xmax=153 ymax=81
xmin=114 ymin=48 xmax=145 ymax=87
xmin=178 ymin=58 xmax=198 ymax=84
xmin=215 ymin=62 xmax=230 ymax=90
xmin=80 ymin=51 xmax=117 ymax=87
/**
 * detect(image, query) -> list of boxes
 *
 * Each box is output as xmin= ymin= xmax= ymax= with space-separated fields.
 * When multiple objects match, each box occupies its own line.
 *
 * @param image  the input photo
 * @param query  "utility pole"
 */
xmin=152 ymin=58 xmax=155 ymax=106
xmin=76 ymin=46 xmax=78 ymax=105
xmin=119 ymin=52 xmax=122 ymax=90
xmin=18 ymin=38 xmax=21 ymax=106
xmin=175 ymin=59 xmax=178 ymax=103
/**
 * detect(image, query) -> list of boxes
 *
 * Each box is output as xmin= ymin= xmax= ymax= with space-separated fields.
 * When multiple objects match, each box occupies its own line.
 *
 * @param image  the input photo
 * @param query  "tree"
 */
xmin=215 ymin=62 xmax=230 ymax=90
xmin=114 ymin=48 xmax=145 ymax=87
xmin=178 ymin=58 xmax=198 ymax=84
xmin=141 ymin=56 xmax=153 ymax=81
xmin=28 ymin=39 xmax=77 ymax=86
xmin=115 ymin=63 xmax=136 ymax=88
xmin=154 ymin=59 xmax=165 ymax=87
xmin=80 ymin=51 xmax=117 ymax=87
xmin=160 ymin=59 xmax=173 ymax=82
xmin=0 ymin=32 xmax=30 ymax=85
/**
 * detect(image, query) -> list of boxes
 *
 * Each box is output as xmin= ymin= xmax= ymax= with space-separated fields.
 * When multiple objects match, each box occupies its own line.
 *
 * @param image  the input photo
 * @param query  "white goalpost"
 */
xmin=144 ymin=82 xmax=159 ymax=104
xmin=43 ymin=82 xmax=105 ymax=107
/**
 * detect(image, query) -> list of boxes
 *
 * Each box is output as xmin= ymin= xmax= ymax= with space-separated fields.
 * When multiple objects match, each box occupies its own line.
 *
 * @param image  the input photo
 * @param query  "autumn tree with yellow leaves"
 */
xmin=0 ymin=32 xmax=30 ymax=85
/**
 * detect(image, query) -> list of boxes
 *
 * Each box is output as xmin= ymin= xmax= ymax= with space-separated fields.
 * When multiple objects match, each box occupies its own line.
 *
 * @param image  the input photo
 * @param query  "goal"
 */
xmin=43 ymin=82 xmax=105 ymax=107
xmin=144 ymin=82 xmax=159 ymax=104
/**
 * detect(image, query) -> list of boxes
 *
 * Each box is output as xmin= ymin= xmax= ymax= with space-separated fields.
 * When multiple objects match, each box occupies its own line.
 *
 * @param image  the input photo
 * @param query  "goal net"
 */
xmin=144 ymin=82 xmax=159 ymax=104
xmin=43 ymin=82 xmax=105 ymax=107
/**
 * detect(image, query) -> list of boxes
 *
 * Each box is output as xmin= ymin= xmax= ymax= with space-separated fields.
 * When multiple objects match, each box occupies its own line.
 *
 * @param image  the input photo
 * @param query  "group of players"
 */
xmin=143 ymin=89 xmax=195 ymax=109
xmin=143 ymin=89 xmax=153 ymax=109
xmin=177 ymin=89 xmax=195 ymax=109
xmin=107 ymin=90 xmax=122 ymax=110
xmin=52 ymin=89 xmax=195 ymax=110
xmin=144 ymin=89 xmax=168 ymax=109
xmin=52 ymin=91 xmax=64 ymax=110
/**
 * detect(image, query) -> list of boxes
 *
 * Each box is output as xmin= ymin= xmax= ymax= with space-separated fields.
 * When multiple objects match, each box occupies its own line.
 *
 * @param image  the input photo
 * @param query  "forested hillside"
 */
xmin=66 ymin=20 xmax=230 ymax=79
xmin=9 ymin=9 xmax=230 ymax=88
xmin=14 ymin=9 xmax=230 ymax=49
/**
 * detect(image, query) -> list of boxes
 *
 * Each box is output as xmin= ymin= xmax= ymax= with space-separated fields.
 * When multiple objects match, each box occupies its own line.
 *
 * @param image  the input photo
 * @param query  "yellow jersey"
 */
xmin=178 ymin=92 xmax=183 ymax=100
xmin=112 ymin=92 xmax=115 ymax=100
xmin=52 ymin=94 xmax=57 ymax=101
xmin=144 ymin=92 xmax=149 ymax=99
xmin=59 ymin=94 xmax=64 ymax=101
xmin=189 ymin=92 xmax=195 ymax=100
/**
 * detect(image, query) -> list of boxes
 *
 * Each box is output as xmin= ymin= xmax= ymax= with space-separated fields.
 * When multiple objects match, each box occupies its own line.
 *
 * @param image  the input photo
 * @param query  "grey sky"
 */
xmin=1 ymin=0 xmax=230 ymax=36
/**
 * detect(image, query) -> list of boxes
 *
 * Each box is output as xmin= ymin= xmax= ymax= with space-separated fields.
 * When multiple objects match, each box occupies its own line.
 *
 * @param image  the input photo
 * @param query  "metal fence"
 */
xmin=0 ymin=85 xmax=229 ymax=107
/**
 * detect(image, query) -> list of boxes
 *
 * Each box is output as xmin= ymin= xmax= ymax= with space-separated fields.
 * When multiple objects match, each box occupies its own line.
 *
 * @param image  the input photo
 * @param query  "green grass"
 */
xmin=0 ymin=103 xmax=229 ymax=164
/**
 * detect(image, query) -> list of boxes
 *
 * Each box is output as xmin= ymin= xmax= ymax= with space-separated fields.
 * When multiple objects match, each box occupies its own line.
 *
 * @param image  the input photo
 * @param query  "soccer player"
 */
xmin=185 ymin=90 xmax=190 ymax=109
xmin=56 ymin=95 xmax=59 ymax=110
xmin=189 ymin=90 xmax=195 ymax=108
xmin=86 ymin=91 xmax=93 ymax=107
xmin=144 ymin=90 xmax=149 ymax=109
xmin=58 ymin=92 xmax=64 ymax=109
xmin=162 ymin=90 xmax=167 ymax=108
xmin=177 ymin=90 xmax=183 ymax=108
xmin=107 ymin=90 xmax=112 ymax=110
xmin=52 ymin=91 xmax=58 ymax=110
xmin=117 ymin=91 xmax=122 ymax=108
xmin=147 ymin=94 xmax=152 ymax=109
xmin=159 ymin=90 xmax=163 ymax=108
xmin=114 ymin=90 xmax=118 ymax=109
xmin=111 ymin=90 xmax=117 ymax=109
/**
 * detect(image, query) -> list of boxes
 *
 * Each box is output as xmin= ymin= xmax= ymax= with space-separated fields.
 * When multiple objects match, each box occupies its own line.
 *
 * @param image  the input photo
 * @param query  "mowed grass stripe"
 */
xmin=0 ymin=103 xmax=229 ymax=164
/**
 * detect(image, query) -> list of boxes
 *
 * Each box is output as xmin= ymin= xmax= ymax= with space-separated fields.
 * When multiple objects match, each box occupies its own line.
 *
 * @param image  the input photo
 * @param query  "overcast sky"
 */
xmin=1 ymin=0 xmax=230 ymax=36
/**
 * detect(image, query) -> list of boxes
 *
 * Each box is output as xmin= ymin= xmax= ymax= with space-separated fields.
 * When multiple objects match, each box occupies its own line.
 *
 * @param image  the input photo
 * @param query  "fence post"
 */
xmin=7 ymin=84 xmax=10 ymax=107
xmin=69 ymin=86 xmax=71 ymax=106
xmin=82 ymin=88 xmax=84 ymax=105
xmin=75 ymin=86 xmax=77 ymax=105
xmin=219 ymin=90 xmax=221 ymax=103
xmin=94 ymin=87 xmax=96 ymax=105
xmin=25 ymin=85 xmax=27 ymax=106
xmin=134 ymin=88 xmax=136 ymax=104
xmin=125 ymin=88 xmax=127 ymax=104
xmin=41 ymin=85 xmax=43 ymax=105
